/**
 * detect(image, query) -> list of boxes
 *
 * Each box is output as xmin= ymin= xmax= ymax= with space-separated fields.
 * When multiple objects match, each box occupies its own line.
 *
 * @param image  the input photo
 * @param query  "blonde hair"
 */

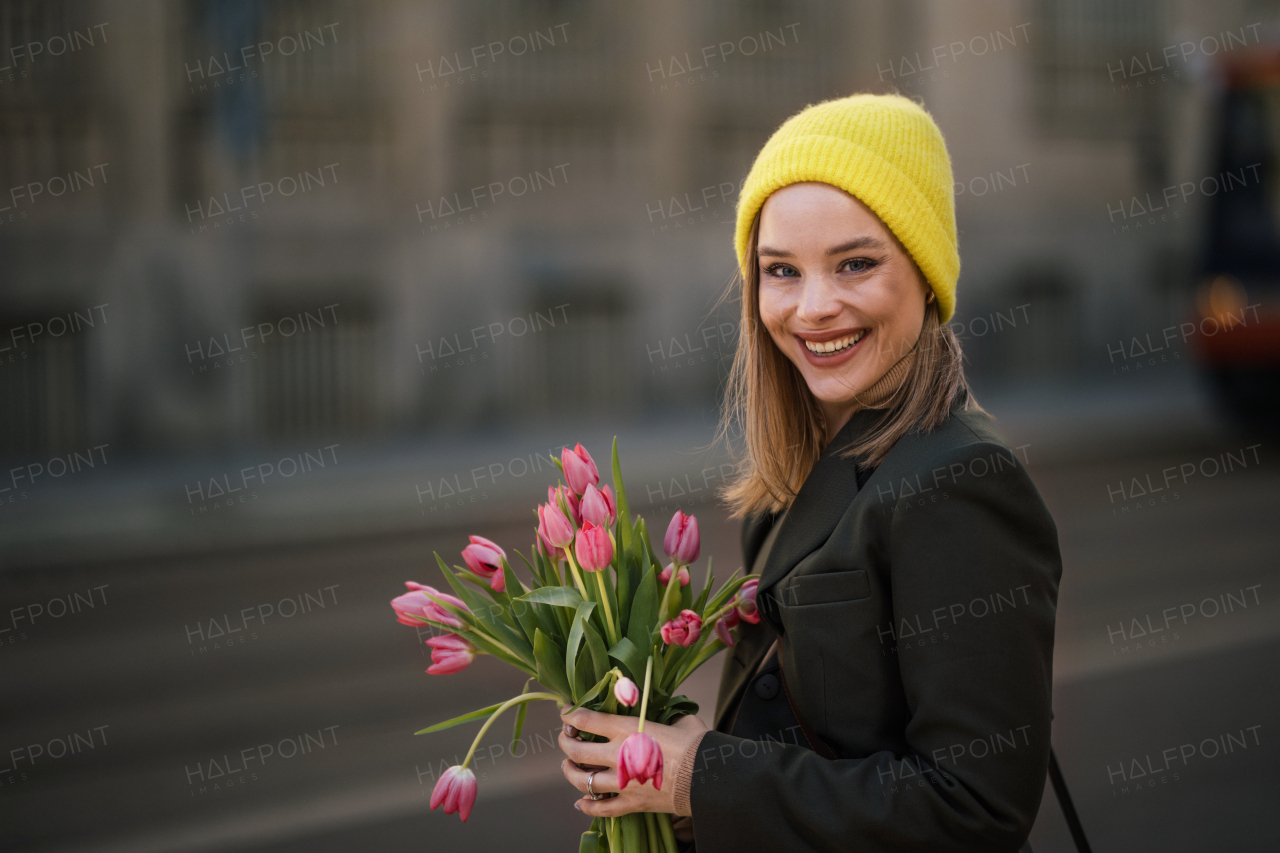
xmin=717 ymin=212 xmax=979 ymax=519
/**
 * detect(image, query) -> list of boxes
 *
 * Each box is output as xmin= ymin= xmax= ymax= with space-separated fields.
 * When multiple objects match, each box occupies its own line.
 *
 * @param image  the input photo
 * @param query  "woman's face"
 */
xmin=757 ymin=182 xmax=930 ymax=414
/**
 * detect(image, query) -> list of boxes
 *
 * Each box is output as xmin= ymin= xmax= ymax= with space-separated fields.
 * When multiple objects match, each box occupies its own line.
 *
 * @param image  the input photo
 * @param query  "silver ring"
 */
xmin=587 ymin=770 xmax=601 ymax=800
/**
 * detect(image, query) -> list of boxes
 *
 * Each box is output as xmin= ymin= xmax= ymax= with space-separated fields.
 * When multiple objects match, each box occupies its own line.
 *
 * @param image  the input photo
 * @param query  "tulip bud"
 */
xmin=713 ymin=613 xmax=739 ymax=646
xmin=537 ymin=502 xmax=575 ymax=549
xmin=549 ymin=484 xmax=581 ymax=526
xmin=561 ymin=443 xmax=600 ymax=495
xmin=613 ymin=676 xmax=639 ymax=707
xmin=617 ymin=731 xmax=663 ymax=790
xmin=663 ymin=510 xmax=700 ymax=565
xmin=579 ymin=483 xmax=616 ymax=528
xmin=536 ymin=525 xmax=561 ymax=560
xmin=430 ymin=765 xmax=478 ymax=822
xmin=737 ymin=579 xmax=761 ymax=625
xmin=461 ymin=535 xmax=506 ymax=593
xmin=392 ymin=582 xmax=470 ymax=630
xmin=574 ymin=521 xmax=614 ymax=572
xmin=426 ymin=634 xmax=476 ymax=674
xmin=660 ymin=609 xmax=703 ymax=647
xmin=658 ymin=563 xmax=690 ymax=587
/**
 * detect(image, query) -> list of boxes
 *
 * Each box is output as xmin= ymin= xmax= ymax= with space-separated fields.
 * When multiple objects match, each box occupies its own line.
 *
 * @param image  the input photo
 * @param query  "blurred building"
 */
xmin=2 ymin=0 xmax=1278 ymax=463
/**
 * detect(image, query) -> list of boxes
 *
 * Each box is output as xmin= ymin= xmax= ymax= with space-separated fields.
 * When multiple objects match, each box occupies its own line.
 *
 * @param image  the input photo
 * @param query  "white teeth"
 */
xmin=804 ymin=330 xmax=865 ymax=354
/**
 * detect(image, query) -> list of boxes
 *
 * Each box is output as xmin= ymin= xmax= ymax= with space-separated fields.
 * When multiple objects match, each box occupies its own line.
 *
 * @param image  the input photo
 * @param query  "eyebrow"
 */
xmin=757 ymin=236 xmax=889 ymax=258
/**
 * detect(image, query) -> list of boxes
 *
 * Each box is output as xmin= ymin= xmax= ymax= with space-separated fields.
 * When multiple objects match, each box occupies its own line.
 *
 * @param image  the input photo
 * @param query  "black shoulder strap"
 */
xmin=1048 ymin=748 xmax=1093 ymax=853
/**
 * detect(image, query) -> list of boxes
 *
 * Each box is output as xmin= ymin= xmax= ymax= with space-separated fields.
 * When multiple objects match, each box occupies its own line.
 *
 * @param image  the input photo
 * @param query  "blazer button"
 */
xmin=754 ymin=673 xmax=779 ymax=700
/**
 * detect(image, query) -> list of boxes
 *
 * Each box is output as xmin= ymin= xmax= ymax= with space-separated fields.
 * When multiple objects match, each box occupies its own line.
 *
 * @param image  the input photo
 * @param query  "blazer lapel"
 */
xmin=756 ymin=409 xmax=877 ymax=603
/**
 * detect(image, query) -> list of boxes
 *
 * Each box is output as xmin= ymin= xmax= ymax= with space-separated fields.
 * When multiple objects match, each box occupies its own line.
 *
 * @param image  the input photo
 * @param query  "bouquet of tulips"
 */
xmin=391 ymin=439 xmax=760 ymax=853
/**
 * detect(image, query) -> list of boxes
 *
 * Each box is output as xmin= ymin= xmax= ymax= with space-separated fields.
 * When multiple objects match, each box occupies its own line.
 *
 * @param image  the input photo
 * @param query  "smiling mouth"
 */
xmin=801 ymin=330 xmax=867 ymax=356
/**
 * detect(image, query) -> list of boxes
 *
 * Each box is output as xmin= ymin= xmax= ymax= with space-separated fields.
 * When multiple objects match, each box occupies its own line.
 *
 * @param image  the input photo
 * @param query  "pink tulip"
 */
xmin=537 ymin=502 xmax=575 ymax=549
xmin=536 ymin=525 xmax=561 ymax=560
xmin=561 ymin=444 xmax=599 ymax=495
xmin=663 ymin=510 xmax=700 ymax=565
xmin=714 ymin=617 xmax=736 ymax=647
xmin=660 ymin=610 xmax=703 ymax=647
xmin=392 ymin=583 xmax=470 ymax=630
xmin=574 ymin=521 xmax=614 ymax=572
xmin=580 ymin=483 xmax=616 ymax=528
xmin=617 ymin=731 xmax=663 ymax=790
xmin=549 ymin=485 xmax=581 ymax=526
xmin=430 ymin=765 xmax=478 ymax=822
xmin=658 ymin=563 xmax=690 ymax=587
xmin=737 ymin=579 xmax=761 ymax=625
xmin=461 ymin=535 xmax=506 ymax=593
xmin=426 ymin=634 xmax=476 ymax=674
xmin=614 ymin=676 xmax=639 ymax=707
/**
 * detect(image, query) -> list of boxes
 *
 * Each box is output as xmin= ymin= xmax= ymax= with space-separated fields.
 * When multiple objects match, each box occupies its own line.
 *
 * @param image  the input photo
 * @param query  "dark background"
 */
xmin=2 ymin=1 xmax=1278 ymax=851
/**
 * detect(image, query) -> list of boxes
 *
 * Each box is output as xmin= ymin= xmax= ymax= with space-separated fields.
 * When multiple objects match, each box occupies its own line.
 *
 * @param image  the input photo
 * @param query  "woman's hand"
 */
xmin=558 ymin=707 xmax=707 ymax=817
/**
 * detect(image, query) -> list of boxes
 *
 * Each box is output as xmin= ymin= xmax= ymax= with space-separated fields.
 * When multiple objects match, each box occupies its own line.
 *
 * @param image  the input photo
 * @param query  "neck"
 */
xmin=821 ymin=352 xmax=913 ymax=443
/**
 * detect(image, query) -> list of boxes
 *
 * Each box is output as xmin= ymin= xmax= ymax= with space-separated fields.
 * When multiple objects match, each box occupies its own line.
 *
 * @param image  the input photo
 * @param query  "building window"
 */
xmin=1031 ymin=0 xmax=1162 ymax=139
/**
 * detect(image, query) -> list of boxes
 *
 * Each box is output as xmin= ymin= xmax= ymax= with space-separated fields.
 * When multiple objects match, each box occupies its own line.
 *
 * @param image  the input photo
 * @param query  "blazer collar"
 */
xmin=755 ymin=407 xmax=877 ymax=603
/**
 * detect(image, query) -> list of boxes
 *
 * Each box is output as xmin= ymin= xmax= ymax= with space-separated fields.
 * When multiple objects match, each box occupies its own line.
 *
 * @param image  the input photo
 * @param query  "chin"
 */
xmin=805 ymin=372 xmax=872 ymax=407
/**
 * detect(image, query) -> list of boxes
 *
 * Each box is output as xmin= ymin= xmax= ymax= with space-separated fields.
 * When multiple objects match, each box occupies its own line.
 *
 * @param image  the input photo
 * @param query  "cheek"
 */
xmin=758 ymin=290 xmax=791 ymax=343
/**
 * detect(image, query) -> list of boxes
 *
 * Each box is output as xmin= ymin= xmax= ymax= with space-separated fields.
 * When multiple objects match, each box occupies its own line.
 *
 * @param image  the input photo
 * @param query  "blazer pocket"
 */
xmin=785 ymin=570 xmax=871 ymax=606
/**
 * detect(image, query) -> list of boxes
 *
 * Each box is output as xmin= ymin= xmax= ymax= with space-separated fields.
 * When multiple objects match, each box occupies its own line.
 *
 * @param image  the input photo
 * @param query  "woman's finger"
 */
xmin=575 ymin=791 xmax=638 ymax=818
xmin=561 ymin=759 xmax=619 ymax=795
xmin=560 ymin=707 xmax=638 ymax=739
xmin=558 ymin=730 xmax=617 ymax=766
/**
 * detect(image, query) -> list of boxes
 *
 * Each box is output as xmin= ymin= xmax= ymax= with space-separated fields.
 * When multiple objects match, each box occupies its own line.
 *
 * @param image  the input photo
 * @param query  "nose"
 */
xmin=795 ymin=274 xmax=842 ymax=325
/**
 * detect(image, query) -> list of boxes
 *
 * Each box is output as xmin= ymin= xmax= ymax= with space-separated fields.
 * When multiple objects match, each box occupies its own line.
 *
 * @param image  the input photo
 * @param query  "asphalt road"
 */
xmin=1 ymin=436 xmax=1276 ymax=853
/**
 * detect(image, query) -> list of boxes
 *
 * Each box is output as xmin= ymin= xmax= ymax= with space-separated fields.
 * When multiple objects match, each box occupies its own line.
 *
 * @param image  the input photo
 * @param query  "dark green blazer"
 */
xmin=690 ymin=390 xmax=1061 ymax=853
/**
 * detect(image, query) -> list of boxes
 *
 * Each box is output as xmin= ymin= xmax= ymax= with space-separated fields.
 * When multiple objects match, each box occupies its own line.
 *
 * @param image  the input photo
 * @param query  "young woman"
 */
xmin=559 ymin=93 xmax=1062 ymax=853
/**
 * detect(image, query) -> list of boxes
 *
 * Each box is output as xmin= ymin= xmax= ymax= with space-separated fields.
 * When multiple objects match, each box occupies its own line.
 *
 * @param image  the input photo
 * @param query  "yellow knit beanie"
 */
xmin=734 ymin=93 xmax=959 ymax=322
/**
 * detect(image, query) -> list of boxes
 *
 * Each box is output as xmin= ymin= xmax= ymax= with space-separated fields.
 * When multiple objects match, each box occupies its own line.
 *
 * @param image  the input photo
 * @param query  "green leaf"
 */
xmin=611 ymin=436 xmax=632 ymax=556
xmin=673 ymin=637 xmax=728 ymax=686
xmin=657 ymin=563 xmax=683 ymax=625
xmin=657 ymin=694 xmax=700 ymax=725
xmin=566 ymin=668 xmax=615 ymax=714
xmin=705 ymin=574 xmax=753 ymax=619
xmin=583 ymin=621 xmax=610 ymax=684
xmin=626 ymin=566 xmax=659 ymax=652
xmin=515 ymin=548 xmax=543 ymax=586
xmin=519 ymin=585 xmax=586 ymax=609
xmin=533 ymin=628 xmax=572 ymax=701
xmin=511 ymin=677 xmax=534 ymax=751
xmin=415 ymin=701 xmax=504 ymax=735
xmin=452 ymin=626 xmax=531 ymax=673
xmin=692 ymin=559 xmax=713 ymax=617
xmin=511 ymin=701 xmax=529 ymax=752
xmin=579 ymin=829 xmax=602 ymax=853
xmin=615 ymin=549 xmax=636 ymax=632
xmin=607 ymin=636 xmax=647 ymax=684
xmin=435 ymin=555 xmax=533 ymax=662
xmin=501 ymin=557 xmax=527 ymax=598
xmin=509 ymin=590 xmax=542 ymax=647
xmin=564 ymin=601 xmax=596 ymax=698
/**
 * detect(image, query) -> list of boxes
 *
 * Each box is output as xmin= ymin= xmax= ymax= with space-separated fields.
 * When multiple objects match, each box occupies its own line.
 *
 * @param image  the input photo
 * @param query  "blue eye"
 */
xmin=842 ymin=258 xmax=872 ymax=273
xmin=763 ymin=263 xmax=798 ymax=278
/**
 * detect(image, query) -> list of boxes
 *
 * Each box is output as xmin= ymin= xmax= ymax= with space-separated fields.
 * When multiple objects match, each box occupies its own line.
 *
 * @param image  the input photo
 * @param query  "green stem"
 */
xmin=637 ymin=656 xmax=654 ymax=733
xmin=594 ymin=570 xmax=619 ymax=645
xmin=562 ymin=546 xmax=592 ymax=603
xmin=656 ymin=812 xmax=679 ymax=853
xmin=421 ymin=593 xmax=525 ymax=663
xmin=462 ymin=692 xmax=560 ymax=767
xmin=643 ymin=812 xmax=661 ymax=853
